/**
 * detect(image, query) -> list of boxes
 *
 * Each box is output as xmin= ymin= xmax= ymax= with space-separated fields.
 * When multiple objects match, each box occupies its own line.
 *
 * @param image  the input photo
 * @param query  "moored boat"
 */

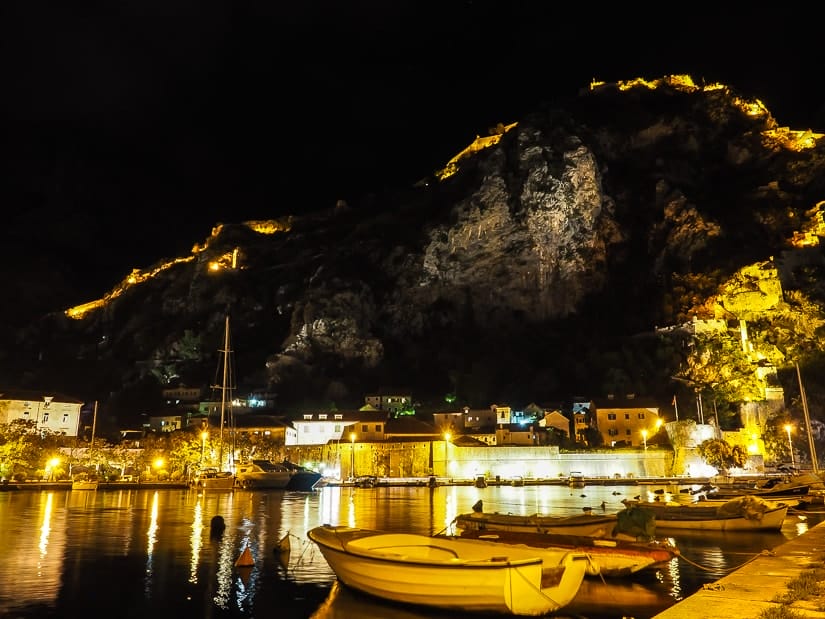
xmin=308 ymin=524 xmax=590 ymax=616
xmin=453 ymin=499 xmax=655 ymax=541
xmin=71 ymin=473 xmax=99 ymax=491
xmin=449 ymin=529 xmax=678 ymax=578
xmin=235 ymin=459 xmax=322 ymax=490
xmin=624 ymin=495 xmax=789 ymax=531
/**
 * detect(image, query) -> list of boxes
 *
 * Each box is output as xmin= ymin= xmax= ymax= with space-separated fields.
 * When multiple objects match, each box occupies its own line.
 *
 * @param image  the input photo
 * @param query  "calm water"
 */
xmin=1 ymin=484 xmax=820 ymax=618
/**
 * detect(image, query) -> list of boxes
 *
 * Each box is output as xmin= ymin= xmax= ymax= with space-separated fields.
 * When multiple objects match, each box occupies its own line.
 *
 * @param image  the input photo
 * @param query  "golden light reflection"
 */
xmin=145 ymin=491 xmax=159 ymax=592
xmin=38 ymin=492 xmax=54 ymax=564
xmin=214 ymin=533 xmax=234 ymax=609
xmin=189 ymin=499 xmax=203 ymax=583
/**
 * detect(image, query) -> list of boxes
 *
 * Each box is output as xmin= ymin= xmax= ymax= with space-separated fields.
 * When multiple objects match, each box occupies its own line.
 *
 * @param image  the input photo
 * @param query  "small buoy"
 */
xmin=582 ymin=506 xmax=592 ymax=513
xmin=235 ymin=546 xmax=254 ymax=568
xmin=472 ymin=499 xmax=483 ymax=513
xmin=210 ymin=515 xmax=225 ymax=538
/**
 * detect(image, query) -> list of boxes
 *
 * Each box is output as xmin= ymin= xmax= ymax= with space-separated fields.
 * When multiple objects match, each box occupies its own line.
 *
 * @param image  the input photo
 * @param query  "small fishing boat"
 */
xmin=308 ymin=524 xmax=590 ymax=616
xmin=449 ymin=529 xmax=678 ymax=578
xmin=708 ymin=474 xmax=814 ymax=500
xmin=453 ymin=500 xmax=654 ymax=540
xmin=624 ymin=495 xmax=789 ymax=531
xmin=71 ymin=473 xmax=99 ymax=491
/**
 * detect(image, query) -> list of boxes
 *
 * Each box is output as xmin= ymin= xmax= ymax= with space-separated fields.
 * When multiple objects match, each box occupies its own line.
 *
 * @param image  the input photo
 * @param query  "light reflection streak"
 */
xmin=144 ymin=491 xmax=159 ymax=596
xmin=213 ymin=533 xmax=234 ymax=609
xmin=38 ymin=492 xmax=54 ymax=569
xmin=189 ymin=499 xmax=203 ymax=583
xmin=347 ymin=490 xmax=356 ymax=527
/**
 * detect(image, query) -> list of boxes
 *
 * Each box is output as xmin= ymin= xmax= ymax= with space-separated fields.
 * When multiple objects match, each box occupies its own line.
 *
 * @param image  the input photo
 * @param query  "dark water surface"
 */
xmin=1 ymin=484 xmax=820 ymax=618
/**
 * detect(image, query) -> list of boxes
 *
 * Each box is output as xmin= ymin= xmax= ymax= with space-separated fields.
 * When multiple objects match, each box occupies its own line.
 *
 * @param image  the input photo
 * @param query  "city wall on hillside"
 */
xmin=286 ymin=441 xmax=682 ymax=480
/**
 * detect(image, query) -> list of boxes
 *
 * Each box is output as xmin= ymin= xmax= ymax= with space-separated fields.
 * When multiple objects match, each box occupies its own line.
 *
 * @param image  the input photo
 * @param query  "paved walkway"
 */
xmin=653 ymin=519 xmax=825 ymax=618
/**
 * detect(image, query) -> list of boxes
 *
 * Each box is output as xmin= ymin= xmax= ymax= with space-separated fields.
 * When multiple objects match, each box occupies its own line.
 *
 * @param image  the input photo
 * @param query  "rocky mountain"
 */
xmin=8 ymin=75 xmax=825 ymax=427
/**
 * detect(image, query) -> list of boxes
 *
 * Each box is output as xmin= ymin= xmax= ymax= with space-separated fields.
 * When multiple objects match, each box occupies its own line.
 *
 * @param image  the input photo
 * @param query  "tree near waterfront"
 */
xmin=697 ymin=438 xmax=748 ymax=474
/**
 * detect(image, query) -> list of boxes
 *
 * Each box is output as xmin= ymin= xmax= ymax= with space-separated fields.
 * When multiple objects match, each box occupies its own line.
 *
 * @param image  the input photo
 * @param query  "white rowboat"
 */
xmin=308 ymin=525 xmax=590 ymax=616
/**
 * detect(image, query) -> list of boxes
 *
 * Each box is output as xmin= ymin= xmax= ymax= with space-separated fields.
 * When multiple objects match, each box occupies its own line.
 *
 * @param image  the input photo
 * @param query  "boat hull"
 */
xmin=191 ymin=469 xmax=235 ymax=490
xmin=629 ymin=497 xmax=789 ymax=531
xmin=71 ymin=481 xmax=99 ymax=491
xmin=308 ymin=525 xmax=589 ymax=616
xmin=452 ymin=529 xmax=678 ymax=577
xmin=455 ymin=511 xmax=623 ymax=538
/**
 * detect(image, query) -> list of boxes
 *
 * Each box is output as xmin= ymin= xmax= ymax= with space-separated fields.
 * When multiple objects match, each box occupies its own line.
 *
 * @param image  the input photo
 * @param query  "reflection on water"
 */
xmin=0 ymin=485 xmax=821 ymax=619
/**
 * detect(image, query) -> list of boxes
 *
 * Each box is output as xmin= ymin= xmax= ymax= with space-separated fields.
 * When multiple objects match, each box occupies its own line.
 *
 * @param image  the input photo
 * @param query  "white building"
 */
xmin=0 ymin=389 xmax=84 ymax=437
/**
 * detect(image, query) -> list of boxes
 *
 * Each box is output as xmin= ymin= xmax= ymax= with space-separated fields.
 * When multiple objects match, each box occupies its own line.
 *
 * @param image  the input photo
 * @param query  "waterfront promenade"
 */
xmin=653 ymin=519 xmax=825 ymax=618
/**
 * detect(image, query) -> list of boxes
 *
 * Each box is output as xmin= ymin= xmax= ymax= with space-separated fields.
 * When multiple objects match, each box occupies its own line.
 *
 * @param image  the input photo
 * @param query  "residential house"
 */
xmin=461 ymin=406 xmax=497 ymax=431
xmin=593 ymin=393 xmax=660 ymax=447
xmin=432 ymin=410 xmax=465 ymax=435
xmin=233 ymin=414 xmax=295 ymax=445
xmin=491 ymin=404 xmax=512 ymax=426
xmin=496 ymin=422 xmax=539 ymax=446
xmin=162 ymin=385 xmax=204 ymax=404
xmin=289 ymin=410 xmax=388 ymax=446
xmin=0 ymin=389 xmax=84 ymax=437
xmin=539 ymin=410 xmax=571 ymax=439
xmin=571 ymin=397 xmax=596 ymax=444
xmin=364 ymin=388 xmax=412 ymax=415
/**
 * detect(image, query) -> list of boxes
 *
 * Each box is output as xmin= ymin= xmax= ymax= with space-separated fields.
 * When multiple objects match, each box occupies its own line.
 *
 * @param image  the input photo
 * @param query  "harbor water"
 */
xmin=1 ymin=483 xmax=821 ymax=618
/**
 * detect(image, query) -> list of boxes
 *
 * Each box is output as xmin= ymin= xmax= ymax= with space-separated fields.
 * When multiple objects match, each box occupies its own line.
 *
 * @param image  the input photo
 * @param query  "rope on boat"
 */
xmin=678 ymin=548 xmax=775 ymax=573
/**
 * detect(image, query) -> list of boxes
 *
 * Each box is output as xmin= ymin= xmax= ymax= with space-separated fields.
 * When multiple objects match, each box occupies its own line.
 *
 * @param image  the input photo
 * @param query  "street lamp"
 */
xmin=46 ymin=457 xmax=60 ymax=481
xmin=349 ymin=432 xmax=356 ymax=479
xmin=784 ymin=424 xmax=795 ymax=468
xmin=641 ymin=429 xmax=648 ymax=451
xmin=200 ymin=431 xmax=208 ymax=467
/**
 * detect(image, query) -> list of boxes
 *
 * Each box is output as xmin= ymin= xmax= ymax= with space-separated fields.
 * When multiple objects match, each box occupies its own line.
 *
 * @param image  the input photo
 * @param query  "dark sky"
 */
xmin=5 ymin=2 xmax=825 ymax=309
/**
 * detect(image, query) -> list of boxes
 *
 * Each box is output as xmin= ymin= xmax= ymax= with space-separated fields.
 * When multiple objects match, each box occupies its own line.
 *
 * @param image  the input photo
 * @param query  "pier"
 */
xmin=653 ymin=519 xmax=825 ymax=618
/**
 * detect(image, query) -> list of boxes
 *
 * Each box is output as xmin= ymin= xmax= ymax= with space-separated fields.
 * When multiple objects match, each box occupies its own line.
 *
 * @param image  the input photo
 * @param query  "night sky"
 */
xmin=5 ymin=2 xmax=825 ymax=310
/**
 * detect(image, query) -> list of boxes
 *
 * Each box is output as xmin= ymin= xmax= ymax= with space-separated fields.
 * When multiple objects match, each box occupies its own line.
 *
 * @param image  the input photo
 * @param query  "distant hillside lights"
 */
xmin=65 ymin=218 xmax=291 ymax=320
xmin=65 ymin=256 xmax=195 ymax=319
xmin=591 ymin=74 xmax=823 ymax=152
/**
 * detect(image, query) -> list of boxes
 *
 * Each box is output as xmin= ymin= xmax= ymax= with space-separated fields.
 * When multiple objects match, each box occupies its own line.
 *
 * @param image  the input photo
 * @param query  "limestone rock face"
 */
xmin=417 ymin=130 xmax=622 ymax=322
xmin=10 ymin=75 xmax=825 ymax=417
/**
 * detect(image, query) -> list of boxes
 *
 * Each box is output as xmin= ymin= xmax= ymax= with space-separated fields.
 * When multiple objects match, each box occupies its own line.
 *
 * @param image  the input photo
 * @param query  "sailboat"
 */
xmin=72 ymin=401 xmax=100 ymax=490
xmin=192 ymin=315 xmax=236 ymax=491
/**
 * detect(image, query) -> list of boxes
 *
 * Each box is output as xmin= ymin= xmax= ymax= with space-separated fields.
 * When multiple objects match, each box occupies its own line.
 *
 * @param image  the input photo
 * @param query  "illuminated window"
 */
xmin=319 ymin=414 xmax=327 ymax=420
xmin=608 ymin=413 xmax=616 ymax=420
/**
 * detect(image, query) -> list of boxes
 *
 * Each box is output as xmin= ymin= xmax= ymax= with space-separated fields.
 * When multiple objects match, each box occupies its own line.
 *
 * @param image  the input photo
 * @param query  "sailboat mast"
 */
xmin=218 ymin=315 xmax=231 ymax=470
xmin=796 ymin=362 xmax=819 ymax=473
xmin=91 ymin=400 xmax=98 ymax=447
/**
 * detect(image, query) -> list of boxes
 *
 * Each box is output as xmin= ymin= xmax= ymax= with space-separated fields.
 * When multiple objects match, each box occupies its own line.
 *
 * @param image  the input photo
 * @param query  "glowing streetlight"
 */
xmin=200 ymin=431 xmax=208 ymax=467
xmin=349 ymin=432 xmax=356 ymax=479
xmin=784 ymin=424 xmax=795 ymax=468
xmin=46 ymin=457 xmax=60 ymax=481
xmin=641 ymin=429 xmax=648 ymax=451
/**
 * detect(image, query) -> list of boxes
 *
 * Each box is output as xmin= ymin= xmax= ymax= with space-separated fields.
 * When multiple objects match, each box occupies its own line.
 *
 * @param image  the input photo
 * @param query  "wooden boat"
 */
xmin=450 ymin=529 xmax=678 ymax=578
xmin=308 ymin=524 xmax=590 ymax=616
xmin=453 ymin=500 xmax=655 ymax=541
xmin=235 ymin=459 xmax=322 ymax=490
xmin=623 ymin=495 xmax=789 ymax=531
xmin=71 ymin=473 xmax=99 ymax=491
xmin=708 ymin=475 xmax=813 ymax=500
